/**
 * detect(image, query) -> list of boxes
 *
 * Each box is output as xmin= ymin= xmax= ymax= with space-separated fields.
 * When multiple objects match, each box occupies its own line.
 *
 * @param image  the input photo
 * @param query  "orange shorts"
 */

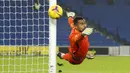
xmin=63 ymin=52 xmax=85 ymax=65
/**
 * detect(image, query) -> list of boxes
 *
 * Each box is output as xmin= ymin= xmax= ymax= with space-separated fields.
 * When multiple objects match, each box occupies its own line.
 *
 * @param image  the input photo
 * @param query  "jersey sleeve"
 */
xmin=68 ymin=17 xmax=75 ymax=28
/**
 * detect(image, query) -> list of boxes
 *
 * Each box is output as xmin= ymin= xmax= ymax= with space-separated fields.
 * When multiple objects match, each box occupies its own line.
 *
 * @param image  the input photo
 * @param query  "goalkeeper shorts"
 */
xmin=63 ymin=52 xmax=85 ymax=65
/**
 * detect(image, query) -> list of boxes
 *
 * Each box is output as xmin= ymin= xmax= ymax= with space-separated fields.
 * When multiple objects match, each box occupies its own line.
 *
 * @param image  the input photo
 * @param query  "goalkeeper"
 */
xmin=57 ymin=12 xmax=93 ymax=65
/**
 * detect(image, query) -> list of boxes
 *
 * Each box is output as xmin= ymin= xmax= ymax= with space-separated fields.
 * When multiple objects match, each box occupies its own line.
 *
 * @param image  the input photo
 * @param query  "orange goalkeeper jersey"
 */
xmin=68 ymin=17 xmax=90 ymax=59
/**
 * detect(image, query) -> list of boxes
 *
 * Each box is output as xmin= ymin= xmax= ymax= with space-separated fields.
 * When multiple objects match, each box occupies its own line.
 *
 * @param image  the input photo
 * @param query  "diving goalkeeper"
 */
xmin=57 ymin=12 xmax=93 ymax=65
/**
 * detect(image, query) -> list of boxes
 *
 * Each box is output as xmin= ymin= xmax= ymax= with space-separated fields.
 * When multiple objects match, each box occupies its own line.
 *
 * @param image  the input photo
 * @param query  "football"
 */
xmin=48 ymin=5 xmax=63 ymax=19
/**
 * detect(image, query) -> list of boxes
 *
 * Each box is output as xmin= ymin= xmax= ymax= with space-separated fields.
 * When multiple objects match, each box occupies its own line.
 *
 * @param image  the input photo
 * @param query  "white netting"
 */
xmin=0 ymin=0 xmax=49 ymax=73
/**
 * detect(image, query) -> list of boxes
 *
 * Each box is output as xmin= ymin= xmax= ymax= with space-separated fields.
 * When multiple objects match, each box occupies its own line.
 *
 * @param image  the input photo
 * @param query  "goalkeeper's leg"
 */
xmin=57 ymin=52 xmax=83 ymax=65
xmin=57 ymin=52 xmax=72 ymax=61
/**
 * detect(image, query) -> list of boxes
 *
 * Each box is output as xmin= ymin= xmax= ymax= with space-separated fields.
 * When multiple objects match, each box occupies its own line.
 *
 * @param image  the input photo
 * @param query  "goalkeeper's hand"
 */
xmin=82 ymin=28 xmax=93 ymax=36
xmin=66 ymin=12 xmax=75 ymax=17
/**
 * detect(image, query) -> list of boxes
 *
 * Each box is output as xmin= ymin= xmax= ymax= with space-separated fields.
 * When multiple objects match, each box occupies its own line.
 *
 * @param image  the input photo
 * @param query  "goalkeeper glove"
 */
xmin=66 ymin=11 xmax=75 ymax=17
xmin=82 ymin=28 xmax=93 ymax=36
xmin=33 ymin=0 xmax=40 ymax=10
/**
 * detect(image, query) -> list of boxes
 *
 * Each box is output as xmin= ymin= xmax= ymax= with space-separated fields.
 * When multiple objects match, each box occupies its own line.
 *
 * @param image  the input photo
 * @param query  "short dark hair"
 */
xmin=73 ymin=16 xmax=84 ymax=25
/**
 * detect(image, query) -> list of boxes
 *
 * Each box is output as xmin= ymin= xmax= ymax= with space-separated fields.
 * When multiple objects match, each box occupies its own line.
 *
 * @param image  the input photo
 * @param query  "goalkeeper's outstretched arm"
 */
xmin=66 ymin=12 xmax=75 ymax=29
xmin=68 ymin=17 xmax=75 ymax=28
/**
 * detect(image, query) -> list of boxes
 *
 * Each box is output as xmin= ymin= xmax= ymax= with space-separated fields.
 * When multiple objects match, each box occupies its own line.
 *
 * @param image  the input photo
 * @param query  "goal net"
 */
xmin=0 ymin=0 xmax=56 ymax=73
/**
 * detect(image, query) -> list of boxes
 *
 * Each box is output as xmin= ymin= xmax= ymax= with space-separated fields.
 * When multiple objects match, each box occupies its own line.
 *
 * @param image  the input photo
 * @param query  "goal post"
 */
xmin=49 ymin=0 xmax=57 ymax=73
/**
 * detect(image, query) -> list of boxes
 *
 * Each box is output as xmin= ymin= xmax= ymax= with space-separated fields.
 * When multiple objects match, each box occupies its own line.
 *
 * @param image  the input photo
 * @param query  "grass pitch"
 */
xmin=0 ymin=56 xmax=48 ymax=73
xmin=0 ymin=56 xmax=130 ymax=73
xmin=57 ymin=56 xmax=130 ymax=73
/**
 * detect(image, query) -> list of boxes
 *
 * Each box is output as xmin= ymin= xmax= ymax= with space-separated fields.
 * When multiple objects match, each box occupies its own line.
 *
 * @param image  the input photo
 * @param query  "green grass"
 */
xmin=0 ymin=56 xmax=130 ymax=73
xmin=57 ymin=56 xmax=130 ymax=73
xmin=0 ymin=56 xmax=48 ymax=73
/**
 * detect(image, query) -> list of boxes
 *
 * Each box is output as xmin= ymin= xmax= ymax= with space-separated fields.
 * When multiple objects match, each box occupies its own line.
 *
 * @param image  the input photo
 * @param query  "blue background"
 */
xmin=0 ymin=0 xmax=130 ymax=46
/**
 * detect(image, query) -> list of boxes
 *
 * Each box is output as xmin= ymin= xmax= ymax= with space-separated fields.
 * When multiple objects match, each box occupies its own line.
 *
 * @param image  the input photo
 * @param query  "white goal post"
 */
xmin=49 ymin=0 xmax=57 ymax=73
